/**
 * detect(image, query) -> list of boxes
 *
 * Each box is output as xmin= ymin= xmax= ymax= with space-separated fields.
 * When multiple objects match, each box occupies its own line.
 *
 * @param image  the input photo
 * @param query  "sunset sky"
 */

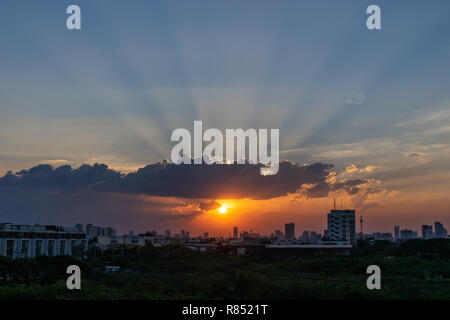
xmin=1 ymin=0 xmax=450 ymax=236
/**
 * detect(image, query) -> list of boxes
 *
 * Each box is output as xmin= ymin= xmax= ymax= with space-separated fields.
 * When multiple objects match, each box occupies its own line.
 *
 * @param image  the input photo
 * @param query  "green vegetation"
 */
xmin=0 ymin=239 xmax=449 ymax=299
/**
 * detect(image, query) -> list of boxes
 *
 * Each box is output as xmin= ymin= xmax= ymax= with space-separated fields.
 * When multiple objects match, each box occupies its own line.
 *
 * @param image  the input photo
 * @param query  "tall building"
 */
xmin=203 ymin=232 xmax=209 ymax=239
xmin=233 ymin=226 xmax=238 ymax=239
xmin=400 ymin=229 xmax=418 ymax=240
xmin=165 ymin=230 xmax=171 ymax=238
xmin=421 ymin=225 xmax=433 ymax=239
xmin=434 ymin=222 xmax=448 ymax=238
xmin=285 ymin=223 xmax=295 ymax=241
xmin=327 ymin=210 xmax=356 ymax=244
xmin=394 ymin=226 xmax=400 ymax=240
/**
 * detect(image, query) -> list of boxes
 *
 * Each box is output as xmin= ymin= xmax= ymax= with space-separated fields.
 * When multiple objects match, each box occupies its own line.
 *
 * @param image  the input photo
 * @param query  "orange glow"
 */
xmin=219 ymin=205 xmax=227 ymax=214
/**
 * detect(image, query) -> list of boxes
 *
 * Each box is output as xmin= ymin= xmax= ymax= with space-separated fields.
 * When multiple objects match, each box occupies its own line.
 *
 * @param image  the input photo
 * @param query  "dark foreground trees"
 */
xmin=0 ymin=240 xmax=449 ymax=299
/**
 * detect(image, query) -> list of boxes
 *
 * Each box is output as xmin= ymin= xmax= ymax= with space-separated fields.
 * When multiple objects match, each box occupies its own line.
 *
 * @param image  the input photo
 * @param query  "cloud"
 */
xmin=345 ymin=164 xmax=380 ymax=173
xmin=199 ymin=200 xmax=222 ymax=212
xmin=0 ymin=161 xmax=340 ymax=200
xmin=0 ymin=160 xmax=382 ymax=231
xmin=405 ymin=153 xmax=431 ymax=168
xmin=345 ymin=93 xmax=366 ymax=105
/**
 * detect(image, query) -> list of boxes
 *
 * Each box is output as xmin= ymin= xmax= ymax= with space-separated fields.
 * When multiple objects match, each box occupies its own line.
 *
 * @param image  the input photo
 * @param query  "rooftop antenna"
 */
xmin=360 ymin=216 xmax=364 ymax=234
xmin=333 ymin=192 xmax=336 ymax=210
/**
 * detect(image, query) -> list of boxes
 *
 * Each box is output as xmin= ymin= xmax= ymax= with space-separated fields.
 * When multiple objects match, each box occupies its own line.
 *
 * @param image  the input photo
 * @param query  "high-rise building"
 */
xmin=400 ymin=229 xmax=418 ymax=240
xmin=203 ymin=232 xmax=209 ymax=239
xmin=233 ymin=226 xmax=238 ymax=239
xmin=327 ymin=210 xmax=356 ymax=244
xmin=165 ymin=230 xmax=171 ymax=238
xmin=394 ymin=226 xmax=400 ymax=240
xmin=434 ymin=222 xmax=448 ymax=238
xmin=421 ymin=225 xmax=433 ymax=239
xmin=285 ymin=223 xmax=295 ymax=241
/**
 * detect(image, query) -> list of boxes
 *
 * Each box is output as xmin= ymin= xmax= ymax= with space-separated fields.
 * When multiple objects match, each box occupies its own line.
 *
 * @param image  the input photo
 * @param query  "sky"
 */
xmin=1 ymin=0 xmax=450 ymax=236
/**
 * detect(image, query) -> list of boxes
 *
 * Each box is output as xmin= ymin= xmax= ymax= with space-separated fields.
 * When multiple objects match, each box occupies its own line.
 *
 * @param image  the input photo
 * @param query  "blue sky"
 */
xmin=1 ymin=1 xmax=450 ymax=232
xmin=1 ymin=1 xmax=450 ymax=172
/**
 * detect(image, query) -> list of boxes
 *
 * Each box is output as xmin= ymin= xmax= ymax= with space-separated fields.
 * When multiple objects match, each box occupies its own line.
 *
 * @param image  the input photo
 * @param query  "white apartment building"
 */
xmin=327 ymin=210 xmax=356 ymax=244
xmin=96 ymin=235 xmax=146 ymax=246
xmin=0 ymin=223 xmax=88 ymax=258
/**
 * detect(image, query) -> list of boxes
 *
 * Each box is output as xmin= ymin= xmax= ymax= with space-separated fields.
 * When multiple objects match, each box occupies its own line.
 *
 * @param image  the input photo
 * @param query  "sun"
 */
xmin=218 ymin=205 xmax=227 ymax=214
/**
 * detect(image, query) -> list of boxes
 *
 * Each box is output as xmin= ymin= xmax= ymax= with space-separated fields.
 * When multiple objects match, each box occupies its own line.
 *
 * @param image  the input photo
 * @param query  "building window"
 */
xmin=35 ymin=240 xmax=43 ymax=256
xmin=48 ymin=240 xmax=55 ymax=257
xmin=60 ymin=240 xmax=66 ymax=255
xmin=21 ymin=240 xmax=29 ymax=258
xmin=6 ymin=240 xmax=14 ymax=257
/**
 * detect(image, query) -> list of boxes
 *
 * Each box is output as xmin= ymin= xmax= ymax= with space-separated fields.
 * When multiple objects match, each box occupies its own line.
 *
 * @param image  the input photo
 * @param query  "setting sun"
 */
xmin=218 ymin=205 xmax=227 ymax=214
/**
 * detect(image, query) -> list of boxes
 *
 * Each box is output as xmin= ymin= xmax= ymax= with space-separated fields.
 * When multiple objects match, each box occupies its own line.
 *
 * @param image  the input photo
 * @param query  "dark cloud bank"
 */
xmin=0 ymin=161 xmax=366 ymax=199
xmin=0 ymin=161 xmax=370 ymax=230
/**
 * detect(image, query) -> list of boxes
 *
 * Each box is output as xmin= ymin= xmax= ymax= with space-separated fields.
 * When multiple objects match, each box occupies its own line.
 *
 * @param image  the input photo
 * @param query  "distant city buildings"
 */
xmin=97 ymin=235 xmax=146 ymax=247
xmin=86 ymin=224 xmax=116 ymax=238
xmin=75 ymin=223 xmax=83 ymax=232
xmin=394 ymin=226 xmax=400 ymax=241
xmin=422 ymin=225 xmax=433 ymax=239
xmin=1 ymin=213 xmax=448 ymax=260
xmin=180 ymin=229 xmax=190 ymax=239
xmin=298 ymin=231 xmax=322 ymax=244
xmin=400 ymin=229 xmax=418 ymax=240
xmin=233 ymin=226 xmax=238 ymax=239
xmin=274 ymin=230 xmax=284 ymax=241
xmin=370 ymin=232 xmax=394 ymax=241
xmin=327 ymin=210 xmax=356 ymax=244
xmin=240 ymin=230 xmax=261 ymax=240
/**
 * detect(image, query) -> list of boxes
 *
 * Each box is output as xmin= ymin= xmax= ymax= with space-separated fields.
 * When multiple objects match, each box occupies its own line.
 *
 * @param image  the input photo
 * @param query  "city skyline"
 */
xmin=2 ymin=215 xmax=446 ymax=241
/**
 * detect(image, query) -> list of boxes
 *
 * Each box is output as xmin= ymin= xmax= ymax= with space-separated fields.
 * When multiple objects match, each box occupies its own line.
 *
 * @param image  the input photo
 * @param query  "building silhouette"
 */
xmin=327 ymin=210 xmax=356 ymax=244
xmin=285 ymin=223 xmax=295 ymax=241
xmin=394 ymin=226 xmax=400 ymax=240
xmin=434 ymin=222 xmax=448 ymax=238
xmin=421 ymin=225 xmax=433 ymax=239
xmin=400 ymin=229 xmax=418 ymax=240
xmin=233 ymin=226 xmax=238 ymax=239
